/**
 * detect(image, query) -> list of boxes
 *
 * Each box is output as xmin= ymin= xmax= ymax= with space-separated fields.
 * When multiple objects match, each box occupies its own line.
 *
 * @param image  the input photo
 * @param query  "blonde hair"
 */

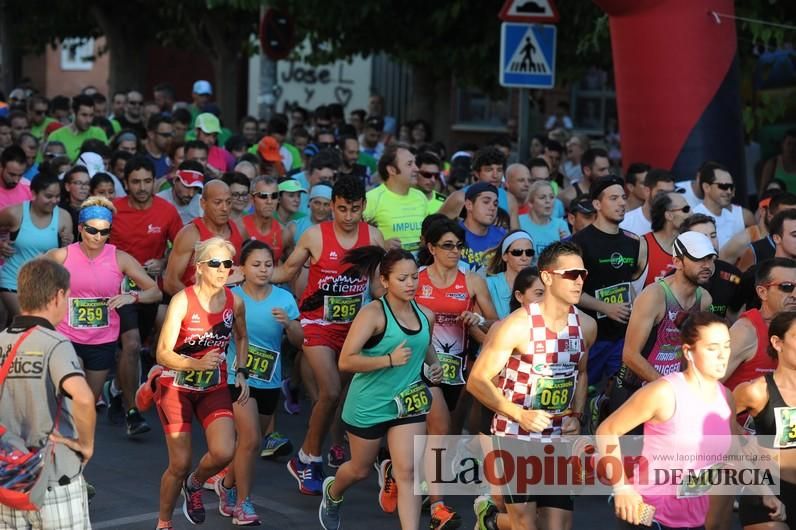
xmin=79 ymin=195 xmax=117 ymax=214
xmin=528 ymin=179 xmax=553 ymax=200
xmin=193 ymin=237 xmax=236 ymax=278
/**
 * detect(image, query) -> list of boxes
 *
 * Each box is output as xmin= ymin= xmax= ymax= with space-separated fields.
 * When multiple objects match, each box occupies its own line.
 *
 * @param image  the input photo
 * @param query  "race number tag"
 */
xmin=323 ymin=295 xmax=363 ymax=323
xmin=774 ymin=407 xmax=796 ymax=448
xmin=438 ymin=353 xmax=465 ymax=385
xmin=246 ymin=343 xmax=279 ymax=383
xmin=69 ymin=298 xmax=110 ymax=329
xmin=394 ymin=381 xmax=432 ymax=418
xmin=174 ymin=368 xmax=220 ymax=391
xmin=120 ymin=276 xmax=140 ymax=294
xmin=531 ymin=375 xmax=576 ymax=414
xmin=594 ymin=282 xmax=633 ymax=319
xmin=676 ymin=463 xmax=726 ymax=498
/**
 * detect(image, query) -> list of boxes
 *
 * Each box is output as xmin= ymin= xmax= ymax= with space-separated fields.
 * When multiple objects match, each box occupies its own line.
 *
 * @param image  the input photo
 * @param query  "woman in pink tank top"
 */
xmin=46 ymin=196 xmax=162 ymax=399
xmin=598 ymin=312 xmax=786 ymax=529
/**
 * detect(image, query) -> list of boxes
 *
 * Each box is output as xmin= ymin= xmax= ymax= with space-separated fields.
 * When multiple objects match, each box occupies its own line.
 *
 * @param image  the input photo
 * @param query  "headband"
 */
xmin=501 ymin=231 xmax=533 ymax=255
xmin=79 ymin=205 xmax=113 ymax=225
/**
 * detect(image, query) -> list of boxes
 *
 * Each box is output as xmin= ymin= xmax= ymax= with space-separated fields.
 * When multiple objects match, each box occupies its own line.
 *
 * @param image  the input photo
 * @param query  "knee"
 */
xmin=389 ymin=460 xmax=414 ymax=484
xmin=120 ymin=333 xmax=141 ymax=356
xmin=168 ymin=455 xmax=192 ymax=479
xmin=317 ymin=383 xmax=341 ymax=404
xmin=348 ymin=462 xmax=372 ymax=482
xmin=428 ymin=414 xmax=450 ymax=436
xmin=209 ymin=444 xmax=235 ymax=466
xmin=236 ymin=425 xmax=260 ymax=453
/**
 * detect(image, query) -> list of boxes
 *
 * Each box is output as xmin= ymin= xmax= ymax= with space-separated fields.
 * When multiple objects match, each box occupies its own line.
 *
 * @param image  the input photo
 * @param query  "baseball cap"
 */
xmin=465 ymin=182 xmax=498 ymax=202
xmin=278 ymin=179 xmax=307 ymax=194
xmin=569 ymin=197 xmax=596 ymax=215
xmin=309 ymin=183 xmax=332 ymax=201
xmin=77 ymin=152 xmax=104 ymax=177
xmin=257 ymin=136 xmax=282 ymax=163
xmin=45 ymin=121 xmax=63 ymax=136
xmin=195 ymin=113 xmax=221 ymax=134
xmin=192 ymin=80 xmax=213 ymax=95
xmin=673 ymin=231 xmax=717 ymax=260
xmin=590 ymin=175 xmax=625 ymax=201
xmin=365 ymin=116 xmax=384 ymax=131
xmin=175 ymin=169 xmax=204 ymax=189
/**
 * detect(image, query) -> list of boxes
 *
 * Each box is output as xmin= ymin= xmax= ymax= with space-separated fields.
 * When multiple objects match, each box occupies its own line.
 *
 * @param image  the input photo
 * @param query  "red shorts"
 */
xmin=302 ymin=322 xmax=350 ymax=353
xmin=154 ymin=380 xmax=233 ymax=433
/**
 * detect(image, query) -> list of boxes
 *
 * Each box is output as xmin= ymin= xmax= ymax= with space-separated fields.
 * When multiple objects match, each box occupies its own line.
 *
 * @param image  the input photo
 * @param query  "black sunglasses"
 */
xmin=82 ymin=225 xmax=111 ymax=237
xmin=201 ymin=258 xmax=233 ymax=269
xmin=713 ymin=183 xmax=734 ymax=191
xmin=436 ymin=242 xmax=464 ymax=251
xmin=544 ymin=268 xmax=589 ymax=281
xmin=668 ymin=205 xmax=691 ymax=213
xmin=253 ymin=192 xmax=279 ymax=200
xmin=417 ymin=171 xmax=440 ymax=179
xmin=763 ymin=282 xmax=796 ymax=294
xmin=508 ymin=248 xmax=535 ymax=257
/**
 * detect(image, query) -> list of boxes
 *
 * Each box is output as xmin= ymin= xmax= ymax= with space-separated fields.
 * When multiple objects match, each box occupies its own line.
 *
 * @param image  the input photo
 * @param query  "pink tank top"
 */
xmin=57 ymin=243 xmax=124 ymax=345
xmin=638 ymin=372 xmax=732 ymax=527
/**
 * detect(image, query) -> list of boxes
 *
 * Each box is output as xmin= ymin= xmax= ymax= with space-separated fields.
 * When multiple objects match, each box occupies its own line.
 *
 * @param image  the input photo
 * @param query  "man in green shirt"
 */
xmin=47 ymin=95 xmax=108 ymax=162
xmin=27 ymin=95 xmax=55 ymax=140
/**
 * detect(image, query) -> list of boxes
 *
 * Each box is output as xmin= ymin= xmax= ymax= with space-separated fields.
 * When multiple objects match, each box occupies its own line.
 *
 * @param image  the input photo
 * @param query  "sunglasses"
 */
xmin=668 ymin=205 xmax=691 ymax=213
xmin=82 ymin=225 xmax=111 ymax=237
xmin=544 ymin=268 xmax=589 ymax=281
xmin=253 ymin=192 xmax=279 ymax=200
xmin=713 ymin=183 xmax=734 ymax=191
xmin=201 ymin=258 xmax=233 ymax=269
xmin=33 ymin=110 xmax=46 ymax=116
xmin=417 ymin=171 xmax=440 ymax=179
xmin=763 ymin=282 xmax=796 ymax=294
xmin=436 ymin=242 xmax=465 ymax=251
xmin=156 ymin=131 xmax=174 ymax=138
xmin=508 ymin=248 xmax=535 ymax=257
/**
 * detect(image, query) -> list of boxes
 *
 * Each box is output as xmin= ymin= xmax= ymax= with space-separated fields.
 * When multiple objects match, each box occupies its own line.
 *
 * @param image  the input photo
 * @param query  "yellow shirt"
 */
xmin=364 ymin=184 xmax=428 ymax=251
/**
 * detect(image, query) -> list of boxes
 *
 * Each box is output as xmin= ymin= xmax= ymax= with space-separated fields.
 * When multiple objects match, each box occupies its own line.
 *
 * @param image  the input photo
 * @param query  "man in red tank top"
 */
xmin=164 ymin=180 xmax=249 ymax=295
xmin=239 ymin=176 xmax=284 ymax=262
xmin=642 ymin=190 xmax=691 ymax=287
xmin=272 ymin=176 xmax=384 ymax=496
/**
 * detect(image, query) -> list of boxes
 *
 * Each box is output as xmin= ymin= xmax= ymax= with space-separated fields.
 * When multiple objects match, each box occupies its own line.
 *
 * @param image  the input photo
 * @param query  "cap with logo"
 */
xmin=278 ymin=180 xmax=307 ymax=194
xmin=194 ymin=113 xmax=221 ymax=134
xmin=192 ymin=80 xmax=213 ymax=95
xmin=673 ymin=231 xmax=717 ymax=260
xmin=77 ymin=152 xmax=105 ymax=177
xmin=175 ymin=169 xmax=204 ymax=189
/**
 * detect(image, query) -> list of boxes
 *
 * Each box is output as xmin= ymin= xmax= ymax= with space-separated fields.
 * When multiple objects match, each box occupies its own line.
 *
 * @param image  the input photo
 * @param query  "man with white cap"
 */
xmin=194 ymin=112 xmax=234 ymax=176
xmin=156 ymin=160 xmax=205 ymax=224
xmin=609 ymin=230 xmax=715 ymax=420
xmin=77 ymin=151 xmax=126 ymax=198
xmin=190 ymin=80 xmax=213 ymax=124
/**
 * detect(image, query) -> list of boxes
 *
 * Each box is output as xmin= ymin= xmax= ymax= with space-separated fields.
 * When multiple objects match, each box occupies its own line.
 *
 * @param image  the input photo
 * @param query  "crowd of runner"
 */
xmin=1 ymin=81 xmax=796 ymax=530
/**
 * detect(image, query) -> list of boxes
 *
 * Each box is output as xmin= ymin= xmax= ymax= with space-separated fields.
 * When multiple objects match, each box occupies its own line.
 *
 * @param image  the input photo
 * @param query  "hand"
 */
xmin=108 ymin=293 xmax=136 ymax=309
xmin=560 ymin=414 xmax=581 ymax=435
xmin=559 ymin=227 xmax=569 ymax=239
xmin=458 ymin=311 xmax=482 ymax=327
xmin=385 ymin=238 xmax=402 ymax=250
xmin=0 ymin=240 xmax=14 ymax=258
xmin=517 ymin=408 xmax=553 ymax=433
xmin=602 ymin=302 xmax=631 ymax=324
xmin=144 ymin=258 xmax=164 ymax=277
xmin=426 ymin=362 xmax=443 ymax=384
xmin=235 ymin=372 xmax=250 ymax=405
xmin=50 ymin=431 xmax=93 ymax=465
xmin=390 ymin=340 xmax=412 ymax=366
xmin=763 ymin=495 xmax=786 ymax=522
xmin=272 ymin=308 xmax=289 ymax=326
xmin=613 ymin=487 xmax=644 ymax=525
xmin=192 ymin=348 xmax=223 ymax=371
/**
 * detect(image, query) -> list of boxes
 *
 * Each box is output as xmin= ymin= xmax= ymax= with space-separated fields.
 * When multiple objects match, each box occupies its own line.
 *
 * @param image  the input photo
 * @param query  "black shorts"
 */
xmin=422 ymin=374 xmax=465 ymax=411
xmin=343 ymin=415 xmax=426 ymax=440
xmin=616 ymin=520 xmax=702 ymax=530
xmin=739 ymin=479 xmax=796 ymax=528
xmin=118 ymin=302 xmax=159 ymax=340
xmin=73 ymin=341 xmax=117 ymax=371
xmin=229 ymin=385 xmax=280 ymax=416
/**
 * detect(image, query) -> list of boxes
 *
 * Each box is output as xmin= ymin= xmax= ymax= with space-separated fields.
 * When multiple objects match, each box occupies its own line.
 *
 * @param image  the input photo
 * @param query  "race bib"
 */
xmin=438 ymin=353 xmax=465 ymax=385
xmin=774 ymin=406 xmax=796 ymax=448
xmin=531 ymin=374 xmax=576 ymax=415
xmin=676 ymin=463 xmax=727 ymax=498
xmin=173 ymin=368 xmax=220 ymax=391
xmin=323 ymin=294 xmax=363 ymax=323
xmin=394 ymin=381 xmax=432 ymax=418
xmin=120 ymin=276 xmax=140 ymax=294
xmin=246 ymin=343 xmax=279 ymax=383
xmin=69 ymin=297 xmax=110 ymax=329
xmin=595 ymin=282 xmax=633 ymax=319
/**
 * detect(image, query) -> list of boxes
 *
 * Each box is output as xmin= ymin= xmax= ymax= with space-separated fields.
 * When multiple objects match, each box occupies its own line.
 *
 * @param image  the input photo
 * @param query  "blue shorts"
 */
xmin=587 ymin=339 xmax=623 ymax=385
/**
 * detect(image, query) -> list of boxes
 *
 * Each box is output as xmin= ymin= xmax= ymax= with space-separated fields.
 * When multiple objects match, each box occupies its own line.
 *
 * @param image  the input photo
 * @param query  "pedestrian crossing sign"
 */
xmin=499 ymin=23 xmax=556 ymax=88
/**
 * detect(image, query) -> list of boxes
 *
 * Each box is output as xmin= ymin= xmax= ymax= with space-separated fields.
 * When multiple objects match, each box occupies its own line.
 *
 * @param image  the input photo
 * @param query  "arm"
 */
xmin=562 ymin=313 xmax=597 ymax=434
xmin=719 ymin=229 xmax=752 ymax=264
xmin=338 ymin=301 xmax=391 ymax=373
xmin=418 ymin=305 xmax=441 ymax=370
xmin=116 ymin=251 xmax=162 ymax=305
xmin=621 ymin=284 xmax=665 ymax=383
xmin=155 ymin=292 xmax=202 ymax=371
xmin=742 ymin=207 xmax=756 ymax=228
xmin=163 ymin=225 xmax=197 ymax=296
xmin=732 ymin=377 xmax=768 ymax=416
xmin=759 ymin=158 xmax=776 ymax=191
xmin=272 ymin=297 xmax=303 ymax=348
xmin=466 ymin=273 xmax=499 ymax=342
xmin=578 ymin=291 xmax=631 ymax=324
xmin=0 ymin=204 xmax=21 ymax=232
xmin=437 ymin=190 xmax=465 ymax=220
xmin=721 ymin=318 xmax=757 ymax=383
xmin=507 ymin=193 xmax=519 ymax=230
xmin=57 ymin=374 xmax=97 ymax=464
xmin=633 ymin=233 xmax=648 ymax=279
xmin=281 ymin=223 xmax=296 ymax=261
xmin=58 ymin=208 xmax=74 ymax=246
xmin=44 ymin=246 xmax=68 ymax=265
xmin=231 ymin=294 xmax=249 ymax=403
xmin=271 ymin=225 xmax=316 ymax=285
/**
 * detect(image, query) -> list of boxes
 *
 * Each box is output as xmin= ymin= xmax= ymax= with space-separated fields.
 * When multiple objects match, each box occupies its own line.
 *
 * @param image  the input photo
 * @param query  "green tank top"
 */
xmin=342 ymin=297 xmax=431 ymax=428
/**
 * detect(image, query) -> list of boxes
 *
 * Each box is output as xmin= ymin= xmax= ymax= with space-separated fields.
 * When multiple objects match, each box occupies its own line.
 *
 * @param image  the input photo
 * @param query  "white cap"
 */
xmin=77 ymin=152 xmax=104 ymax=177
xmin=673 ymin=231 xmax=717 ymax=260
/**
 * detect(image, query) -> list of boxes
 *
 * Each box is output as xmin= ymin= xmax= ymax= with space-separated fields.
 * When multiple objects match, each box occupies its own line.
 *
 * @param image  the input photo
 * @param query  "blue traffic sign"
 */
xmin=499 ymin=23 xmax=556 ymax=89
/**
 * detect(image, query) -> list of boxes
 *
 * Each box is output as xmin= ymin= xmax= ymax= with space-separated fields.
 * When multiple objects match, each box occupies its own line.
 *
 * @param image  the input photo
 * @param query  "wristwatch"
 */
xmin=129 ymin=291 xmax=140 ymax=303
xmin=236 ymin=367 xmax=249 ymax=379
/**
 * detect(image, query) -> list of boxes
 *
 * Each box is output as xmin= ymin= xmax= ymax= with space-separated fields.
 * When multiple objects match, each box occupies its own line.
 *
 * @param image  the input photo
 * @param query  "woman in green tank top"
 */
xmin=318 ymin=247 xmax=442 ymax=530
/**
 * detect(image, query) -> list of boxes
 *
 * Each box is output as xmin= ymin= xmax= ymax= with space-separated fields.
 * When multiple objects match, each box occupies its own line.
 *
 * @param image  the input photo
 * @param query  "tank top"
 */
xmin=642 ymin=232 xmax=674 ymax=288
xmin=161 ymin=286 xmax=235 ymax=393
xmin=242 ymin=215 xmax=283 ymax=263
xmin=299 ymin=221 xmax=370 ymax=326
xmin=416 ymin=269 xmax=472 ymax=384
xmin=753 ymin=373 xmax=796 ymax=449
xmin=618 ymin=280 xmax=702 ymax=389
xmin=491 ymin=302 xmax=584 ymax=441
xmin=0 ymin=202 xmax=59 ymax=290
xmin=57 ymin=243 xmax=124 ymax=345
xmin=775 ymin=156 xmax=796 ymax=193
xmin=341 ymin=297 xmax=431 ymax=427
xmin=693 ymin=203 xmax=744 ymax=249
xmin=638 ymin=372 xmax=732 ymax=527
xmin=181 ymin=218 xmax=245 ymax=287
xmin=724 ymin=309 xmax=777 ymax=391
xmin=750 ymin=236 xmax=775 ymax=266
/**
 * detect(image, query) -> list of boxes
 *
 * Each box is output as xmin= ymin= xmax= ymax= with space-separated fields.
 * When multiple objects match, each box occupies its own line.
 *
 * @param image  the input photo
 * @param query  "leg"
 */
xmin=425 ymin=387 xmax=451 ymax=503
xmin=330 ymin=376 xmax=351 ymax=447
xmin=159 ymin=431 xmax=193 ymax=521
xmin=505 ymin=501 xmax=538 ymax=530
xmin=84 ymin=369 xmax=109 ymax=400
xmin=706 ymin=495 xmax=733 ymax=530
xmin=538 ymin=507 xmax=573 ymax=530
xmin=301 ymin=345 xmax=342 ymax=456
xmin=300 ymin=349 xmax=319 ymax=402
xmin=118 ymin=328 xmax=142 ymax=411
xmin=228 ymin=397 xmax=259 ymax=500
xmin=328 ymin=433 xmax=382 ymax=498
xmin=195 ymin=416 xmax=236 ymax=485
xmin=388 ymin=421 xmax=426 ymax=530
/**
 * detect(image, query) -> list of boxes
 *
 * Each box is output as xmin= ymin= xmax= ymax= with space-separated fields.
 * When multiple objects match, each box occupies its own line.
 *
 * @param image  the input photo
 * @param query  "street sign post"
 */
xmin=499 ymin=23 xmax=556 ymax=89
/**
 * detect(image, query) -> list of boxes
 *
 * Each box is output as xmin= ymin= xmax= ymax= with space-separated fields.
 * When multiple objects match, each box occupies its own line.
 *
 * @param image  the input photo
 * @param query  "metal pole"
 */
xmin=518 ymin=88 xmax=530 ymax=164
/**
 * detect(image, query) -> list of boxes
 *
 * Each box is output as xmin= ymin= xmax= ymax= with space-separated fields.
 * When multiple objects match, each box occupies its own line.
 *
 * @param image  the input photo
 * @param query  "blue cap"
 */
xmin=192 ymin=80 xmax=213 ymax=95
xmin=309 ymin=184 xmax=332 ymax=201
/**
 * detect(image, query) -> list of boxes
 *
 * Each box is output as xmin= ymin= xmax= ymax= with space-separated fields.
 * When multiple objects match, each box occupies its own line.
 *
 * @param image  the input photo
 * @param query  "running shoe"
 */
xmin=319 ymin=476 xmax=342 ymax=530
xmin=281 ymin=378 xmax=301 ymax=415
xmin=181 ymin=475 xmax=206 ymax=524
xmin=203 ymin=467 xmax=228 ymax=491
xmin=260 ymin=432 xmax=292 ymax=458
xmin=327 ymin=444 xmax=346 ymax=468
xmin=103 ymin=379 xmax=124 ymax=424
xmin=214 ymin=478 xmax=237 ymax=517
xmin=287 ymin=456 xmax=323 ymax=495
xmin=135 ymin=365 xmax=163 ymax=412
xmin=473 ymin=495 xmax=498 ymax=530
xmin=374 ymin=446 xmax=390 ymax=477
xmin=429 ymin=503 xmax=462 ymax=529
xmin=125 ymin=408 xmax=151 ymax=437
xmin=233 ymin=497 xmax=261 ymax=526
xmin=378 ymin=459 xmax=398 ymax=513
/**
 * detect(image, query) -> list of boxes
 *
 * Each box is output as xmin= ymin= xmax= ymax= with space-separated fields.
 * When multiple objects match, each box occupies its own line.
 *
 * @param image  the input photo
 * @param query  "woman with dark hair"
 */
xmin=508 ymin=267 xmax=544 ymax=313
xmin=89 ymin=172 xmax=117 ymax=201
xmin=411 ymin=119 xmax=431 ymax=147
xmin=487 ymin=230 xmax=536 ymax=318
xmin=319 ymin=246 xmax=442 ymax=530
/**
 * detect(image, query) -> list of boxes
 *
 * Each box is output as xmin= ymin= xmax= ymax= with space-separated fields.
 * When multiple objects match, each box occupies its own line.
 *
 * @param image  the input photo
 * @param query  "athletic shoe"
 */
xmin=429 ymin=503 xmax=462 ymax=529
xmin=374 ymin=446 xmax=390 ymax=477
xmin=319 ymin=476 xmax=342 ymax=530
xmin=287 ymin=456 xmax=323 ymax=495
xmin=378 ymin=459 xmax=397 ymax=513
xmin=473 ymin=495 xmax=498 ymax=530
xmin=104 ymin=380 xmax=124 ymax=424
xmin=203 ymin=467 xmax=228 ymax=491
xmin=281 ymin=378 xmax=301 ymax=415
xmin=181 ymin=475 xmax=206 ymax=524
xmin=260 ymin=432 xmax=292 ymax=458
xmin=233 ymin=497 xmax=261 ymax=526
xmin=135 ymin=365 xmax=163 ymax=412
xmin=214 ymin=478 xmax=237 ymax=517
xmin=125 ymin=408 xmax=151 ymax=437
xmin=327 ymin=444 xmax=346 ymax=468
